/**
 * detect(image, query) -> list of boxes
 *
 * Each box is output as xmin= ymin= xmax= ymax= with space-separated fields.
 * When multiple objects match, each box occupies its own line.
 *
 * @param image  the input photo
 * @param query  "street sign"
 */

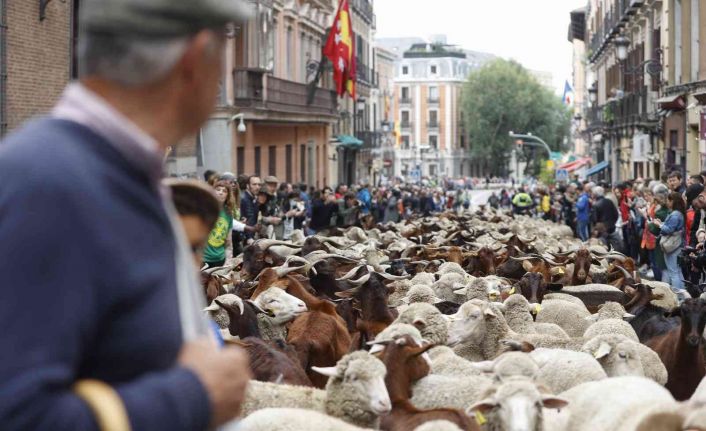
xmin=550 ymin=152 xmax=563 ymax=161
xmin=556 ymin=169 xmax=569 ymax=182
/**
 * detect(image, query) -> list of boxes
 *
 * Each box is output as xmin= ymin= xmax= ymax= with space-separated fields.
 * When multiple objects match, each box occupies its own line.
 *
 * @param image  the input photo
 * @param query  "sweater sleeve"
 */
xmin=0 ymin=168 xmax=210 ymax=430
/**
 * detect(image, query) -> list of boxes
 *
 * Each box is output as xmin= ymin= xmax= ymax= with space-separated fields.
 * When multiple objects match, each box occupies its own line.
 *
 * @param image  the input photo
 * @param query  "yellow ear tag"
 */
xmin=534 ymin=304 xmax=542 ymax=314
xmin=509 ymin=287 xmax=516 ymax=295
xmin=475 ymin=411 xmax=488 ymax=425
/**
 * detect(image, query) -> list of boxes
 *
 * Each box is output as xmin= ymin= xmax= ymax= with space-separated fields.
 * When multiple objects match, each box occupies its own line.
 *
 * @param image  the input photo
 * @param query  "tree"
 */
xmin=461 ymin=59 xmax=571 ymax=176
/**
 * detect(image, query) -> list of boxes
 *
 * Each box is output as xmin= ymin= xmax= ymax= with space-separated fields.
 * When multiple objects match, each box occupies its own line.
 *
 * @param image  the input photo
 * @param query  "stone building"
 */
xmin=392 ymin=41 xmax=471 ymax=179
xmin=576 ymin=0 xmax=706 ymax=183
xmin=1 ymin=0 xmax=77 ymax=136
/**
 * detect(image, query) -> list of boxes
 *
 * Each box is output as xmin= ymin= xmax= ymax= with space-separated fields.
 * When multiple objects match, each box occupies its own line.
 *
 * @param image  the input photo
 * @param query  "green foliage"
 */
xmin=538 ymin=163 xmax=556 ymax=186
xmin=461 ymin=59 xmax=571 ymax=176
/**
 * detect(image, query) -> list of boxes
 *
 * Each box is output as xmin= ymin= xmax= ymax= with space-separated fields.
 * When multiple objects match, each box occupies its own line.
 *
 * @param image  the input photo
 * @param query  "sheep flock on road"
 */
xmin=201 ymin=207 xmax=706 ymax=431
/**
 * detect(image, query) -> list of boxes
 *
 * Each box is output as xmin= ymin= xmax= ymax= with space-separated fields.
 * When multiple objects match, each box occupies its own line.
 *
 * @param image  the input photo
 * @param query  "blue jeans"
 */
xmin=648 ymin=249 xmax=662 ymax=281
xmin=577 ymin=220 xmax=590 ymax=242
xmin=662 ymin=248 xmax=685 ymax=292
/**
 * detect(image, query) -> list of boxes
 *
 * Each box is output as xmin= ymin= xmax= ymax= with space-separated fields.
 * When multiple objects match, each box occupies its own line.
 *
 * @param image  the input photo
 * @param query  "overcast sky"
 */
xmin=375 ymin=0 xmax=587 ymax=94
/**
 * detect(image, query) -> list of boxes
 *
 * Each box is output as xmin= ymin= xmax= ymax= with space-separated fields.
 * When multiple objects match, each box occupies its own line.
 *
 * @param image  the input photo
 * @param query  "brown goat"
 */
xmin=227 ymin=337 xmax=312 ymax=387
xmin=378 ymin=336 xmax=478 ymax=431
xmin=263 ymin=273 xmax=352 ymax=389
xmin=646 ymin=298 xmax=706 ymax=401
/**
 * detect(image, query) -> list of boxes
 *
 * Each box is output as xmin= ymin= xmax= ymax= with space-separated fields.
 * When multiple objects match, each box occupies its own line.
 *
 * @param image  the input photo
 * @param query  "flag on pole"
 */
xmin=562 ymin=81 xmax=575 ymax=107
xmin=323 ymin=0 xmax=356 ymax=99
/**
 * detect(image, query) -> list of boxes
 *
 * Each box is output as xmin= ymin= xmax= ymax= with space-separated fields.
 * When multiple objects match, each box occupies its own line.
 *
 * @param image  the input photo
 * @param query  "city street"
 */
xmin=2 ymin=0 xmax=706 ymax=430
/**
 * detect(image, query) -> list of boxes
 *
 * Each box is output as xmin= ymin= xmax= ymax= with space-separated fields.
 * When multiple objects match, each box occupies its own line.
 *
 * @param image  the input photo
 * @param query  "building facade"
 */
xmin=392 ymin=42 xmax=471 ymax=180
xmin=1 ymin=0 xmax=77 ymax=137
xmin=575 ymin=0 xmax=706 ymax=183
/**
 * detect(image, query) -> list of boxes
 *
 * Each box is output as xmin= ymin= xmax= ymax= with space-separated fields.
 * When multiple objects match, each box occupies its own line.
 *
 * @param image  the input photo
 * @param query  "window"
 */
xmin=401 ymin=87 xmax=410 ymax=101
xmin=401 ymin=136 xmax=410 ymax=149
xmin=429 ymin=165 xmax=437 ymax=176
xmin=429 ymin=135 xmax=438 ymax=150
xmin=300 ymin=145 xmax=306 ymax=182
xmin=430 ymin=65 xmax=437 ymax=75
xmin=237 ymin=147 xmax=245 ymax=174
xmin=401 ymin=111 xmax=410 ymax=126
xmin=286 ymin=26 xmax=294 ymax=80
xmin=254 ymin=147 xmax=261 ymax=176
xmin=428 ymin=86 xmax=439 ymax=101
xmin=429 ymin=110 xmax=438 ymax=127
xmin=402 ymin=65 xmax=409 ymax=75
xmin=285 ymin=145 xmax=293 ymax=182
xmin=268 ymin=145 xmax=276 ymax=177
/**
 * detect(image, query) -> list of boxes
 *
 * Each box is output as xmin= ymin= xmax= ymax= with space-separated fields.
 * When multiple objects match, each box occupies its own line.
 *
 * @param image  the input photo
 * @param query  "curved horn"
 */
xmin=254 ymin=239 xmax=301 ymax=250
xmin=348 ymin=273 xmax=371 ymax=286
xmin=336 ymin=264 xmax=367 ymax=281
xmin=613 ymin=264 xmax=634 ymax=282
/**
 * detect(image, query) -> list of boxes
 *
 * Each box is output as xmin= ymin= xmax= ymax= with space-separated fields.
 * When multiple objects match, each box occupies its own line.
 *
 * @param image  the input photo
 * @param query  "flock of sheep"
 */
xmin=200 ymin=207 xmax=706 ymax=431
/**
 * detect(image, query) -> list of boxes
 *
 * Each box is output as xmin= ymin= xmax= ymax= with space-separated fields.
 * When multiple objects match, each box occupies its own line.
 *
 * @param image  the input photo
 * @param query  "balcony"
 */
xmin=427 ymin=121 xmax=439 ymax=130
xmin=427 ymin=96 xmax=440 ymax=105
xmin=586 ymin=87 xmax=651 ymax=131
xmin=232 ymin=68 xmax=337 ymax=117
xmin=355 ymin=131 xmax=379 ymax=149
xmin=400 ymin=121 xmax=413 ymax=130
xmin=350 ymin=0 xmax=375 ymax=26
xmin=357 ymin=63 xmax=379 ymax=87
xmin=399 ymin=96 xmax=412 ymax=105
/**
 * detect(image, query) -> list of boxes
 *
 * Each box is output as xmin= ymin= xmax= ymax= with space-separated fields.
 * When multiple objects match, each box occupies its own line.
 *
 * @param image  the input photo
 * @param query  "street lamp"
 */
xmin=614 ymin=36 xmax=630 ymax=62
xmin=588 ymin=83 xmax=598 ymax=104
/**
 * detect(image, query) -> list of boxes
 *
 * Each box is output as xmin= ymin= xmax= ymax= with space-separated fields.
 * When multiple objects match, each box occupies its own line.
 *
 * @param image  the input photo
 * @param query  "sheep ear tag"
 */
xmin=474 ymin=411 xmax=488 ymax=426
xmin=311 ymin=366 xmax=338 ymax=377
xmin=509 ymin=286 xmax=516 ymax=295
xmin=534 ymin=304 xmax=542 ymax=314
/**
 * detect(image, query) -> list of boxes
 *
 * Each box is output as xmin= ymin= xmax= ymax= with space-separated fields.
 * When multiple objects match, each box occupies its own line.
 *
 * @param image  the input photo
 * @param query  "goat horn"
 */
xmin=348 ymin=273 xmax=371 ymax=286
xmin=336 ymin=264 xmax=367 ymax=281
xmin=376 ymin=272 xmax=409 ymax=281
xmin=254 ymin=239 xmax=300 ymax=250
xmin=613 ymin=264 xmax=633 ymax=282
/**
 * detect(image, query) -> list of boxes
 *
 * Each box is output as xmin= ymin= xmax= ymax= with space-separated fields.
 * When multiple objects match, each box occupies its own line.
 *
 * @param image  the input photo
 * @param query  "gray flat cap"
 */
xmin=81 ymin=0 xmax=254 ymax=38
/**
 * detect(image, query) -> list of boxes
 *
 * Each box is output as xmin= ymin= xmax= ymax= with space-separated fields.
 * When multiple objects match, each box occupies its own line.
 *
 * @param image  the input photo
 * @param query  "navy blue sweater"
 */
xmin=0 ymin=119 xmax=210 ymax=430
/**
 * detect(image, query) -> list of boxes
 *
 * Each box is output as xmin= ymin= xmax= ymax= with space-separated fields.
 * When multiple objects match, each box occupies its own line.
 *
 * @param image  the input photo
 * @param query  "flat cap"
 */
xmin=264 ymin=176 xmax=279 ymax=184
xmin=80 ymin=0 xmax=254 ymax=38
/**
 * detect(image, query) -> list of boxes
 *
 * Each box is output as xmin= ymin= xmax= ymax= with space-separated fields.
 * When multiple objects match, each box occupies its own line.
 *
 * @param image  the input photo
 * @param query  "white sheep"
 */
xmin=535 ymin=299 xmax=591 ymax=337
xmin=401 ymin=284 xmax=443 ymax=306
xmin=581 ymin=334 xmax=667 ymax=385
xmin=437 ymin=262 xmax=467 ymax=277
xmin=433 ymin=272 xmax=472 ymax=302
xmin=413 ymin=420 xmax=463 ymax=431
xmin=394 ymin=302 xmax=448 ymax=345
xmin=427 ymin=346 xmax=483 ymax=378
xmin=586 ymin=302 xmax=633 ymax=322
xmin=239 ymin=351 xmax=390 ymax=429
xmin=527 ymin=348 xmax=607 ymax=394
xmin=411 ymin=272 xmax=436 ymax=286
xmin=410 ymin=373 xmax=492 ymax=411
xmin=236 ymin=408 xmax=369 ymax=431
xmin=468 ymin=377 xmax=568 ymax=431
xmin=557 ymin=376 xmax=677 ymax=431
xmin=502 ymin=295 xmax=569 ymax=339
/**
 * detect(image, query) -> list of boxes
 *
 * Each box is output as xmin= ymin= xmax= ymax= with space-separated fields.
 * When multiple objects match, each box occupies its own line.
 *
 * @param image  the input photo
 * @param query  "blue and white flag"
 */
xmin=562 ymin=81 xmax=575 ymax=107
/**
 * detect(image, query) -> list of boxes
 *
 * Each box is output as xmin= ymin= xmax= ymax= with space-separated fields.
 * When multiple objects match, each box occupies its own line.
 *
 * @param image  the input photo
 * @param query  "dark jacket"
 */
xmin=591 ymin=196 xmax=619 ymax=234
xmin=0 ymin=119 xmax=209 ymax=431
xmin=240 ymin=190 xmax=258 ymax=238
xmin=309 ymin=199 xmax=338 ymax=231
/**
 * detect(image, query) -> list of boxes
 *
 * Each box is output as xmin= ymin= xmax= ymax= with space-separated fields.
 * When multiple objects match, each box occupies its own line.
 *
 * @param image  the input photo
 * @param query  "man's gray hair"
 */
xmin=592 ymin=186 xmax=605 ymax=197
xmin=78 ymin=33 xmax=191 ymax=86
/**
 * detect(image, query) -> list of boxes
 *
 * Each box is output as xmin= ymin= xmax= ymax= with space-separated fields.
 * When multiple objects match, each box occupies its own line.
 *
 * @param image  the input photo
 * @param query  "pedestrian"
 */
xmin=652 ymin=192 xmax=688 ymax=301
xmin=203 ymin=180 xmax=236 ymax=267
xmin=576 ymin=183 xmax=592 ymax=241
xmin=647 ymin=184 xmax=671 ymax=281
xmin=262 ymin=176 xmax=284 ymax=239
xmin=241 ymin=175 xmax=262 ymax=243
xmin=0 ymin=0 xmax=253 ymax=428
xmin=667 ymin=171 xmax=686 ymax=194
xmin=384 ymin=189 xmax=402 ymax=223
xmin=591 ymin=186 xmax=623 ymax=251
xmin=308 ymin=189 xmax=339 ymax=235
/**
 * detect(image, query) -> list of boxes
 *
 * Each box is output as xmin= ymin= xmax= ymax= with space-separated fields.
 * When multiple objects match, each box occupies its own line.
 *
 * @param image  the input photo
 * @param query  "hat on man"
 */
xmin=80 ymin=0 xmax=254 ymax=38
xmin=264 ymin=176 xmax=279 ymax=184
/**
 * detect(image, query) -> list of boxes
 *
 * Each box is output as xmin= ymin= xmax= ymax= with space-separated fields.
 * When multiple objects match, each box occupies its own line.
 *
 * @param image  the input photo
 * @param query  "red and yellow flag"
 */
xmin=323 ymin=0 xmax=356 ymax=99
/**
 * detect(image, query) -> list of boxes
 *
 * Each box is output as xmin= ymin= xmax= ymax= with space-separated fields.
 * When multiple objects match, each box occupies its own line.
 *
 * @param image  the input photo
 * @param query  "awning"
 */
xmin=335 ymin=134 xmax=363 ymax=148
xmin=585 ymin=161 xmax=610 ymax=177
xmin=559 ymin=157 xmax=591 ymax=172
xmin=656 ymin=94 xmax=686 ymax=111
